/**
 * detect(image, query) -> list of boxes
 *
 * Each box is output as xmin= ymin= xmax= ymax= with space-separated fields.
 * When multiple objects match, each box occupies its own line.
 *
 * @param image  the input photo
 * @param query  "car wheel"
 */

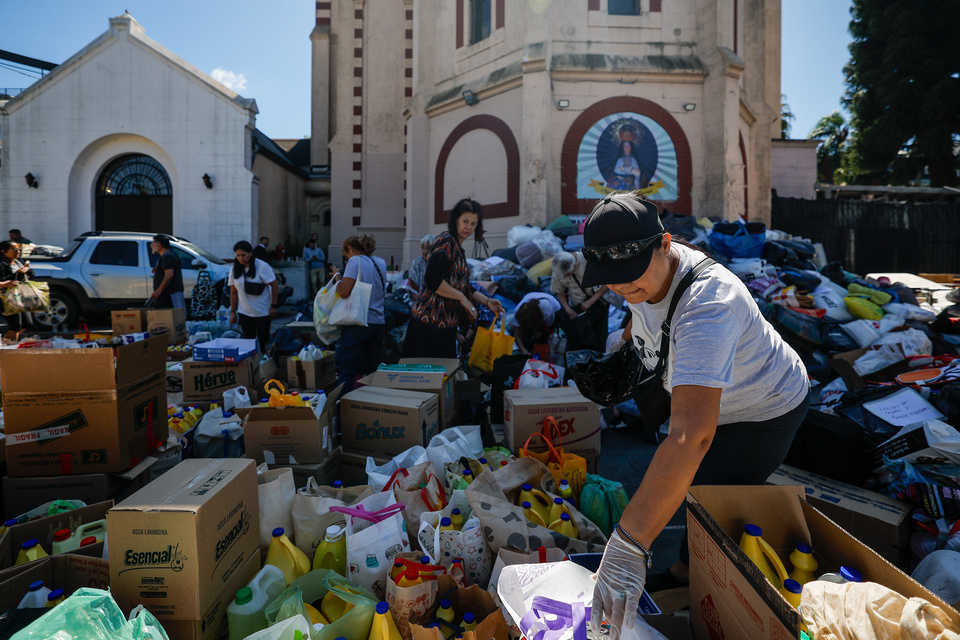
xmin=33 ymin=290 xmax=80 ymax=329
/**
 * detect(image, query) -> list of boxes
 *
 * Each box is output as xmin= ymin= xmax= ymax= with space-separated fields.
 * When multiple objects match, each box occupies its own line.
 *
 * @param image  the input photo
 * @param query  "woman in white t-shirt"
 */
xmin=228 ymin=240 xmax=279 ymax=353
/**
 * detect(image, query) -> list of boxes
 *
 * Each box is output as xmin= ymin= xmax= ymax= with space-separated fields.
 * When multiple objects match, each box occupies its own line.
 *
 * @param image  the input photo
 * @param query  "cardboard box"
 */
xmin=503 ymin=387 xmax=601 ymax=455
xmin=112 ymin=309 xmax=148 ymax=335
xmin=829 ymin=344 xmax=908 ymax=390
xmin=240 ymin=385 xmax=342 ymax=465
xmin=340 ymin=386 xmax=440 ymax=459
xmin=767 ymin=464 xmax=912 ymax=568
xmin=0 ymin=552 xmax=110 ymax=609
xmin=1 ymin=501 xmax=113 ymax=570
xmin=686 ymin=485 xmax=960 ymax=640
xmin=269 ymin=447 xmax=342 ymax=489
xmin=147 ymin=308 xmax=187 ymax=345
xmin=0 ymin=337 xmax=168 ymax=477
xmin=181 ymin=357 xmax=260 ymax=403
xmin=108 ymin=459 xmax=259 ymax=621
xmin=358 ymin=359 xmax=459 ymax=428
xmin=287 ymin=353 xmax=337 ymax=391
xmin=338 ymin=450 xmax=376 ymax=486
xmin=3 ymin=455 xmax=157 ymax=519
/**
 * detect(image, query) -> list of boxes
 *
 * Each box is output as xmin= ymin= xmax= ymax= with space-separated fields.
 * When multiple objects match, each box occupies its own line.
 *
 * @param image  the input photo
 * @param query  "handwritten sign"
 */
xmin=862 ymin=388 xmax=944 ymax=427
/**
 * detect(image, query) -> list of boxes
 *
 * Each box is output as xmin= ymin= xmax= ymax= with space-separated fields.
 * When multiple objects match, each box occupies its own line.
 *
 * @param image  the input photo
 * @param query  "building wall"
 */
xmin=771 ymin=139 xmax=819 ymax=200
xmin=252 ymin=153 xmax=309 ymax=253
xmin=0 ymin=15 xmax=258 ymax=258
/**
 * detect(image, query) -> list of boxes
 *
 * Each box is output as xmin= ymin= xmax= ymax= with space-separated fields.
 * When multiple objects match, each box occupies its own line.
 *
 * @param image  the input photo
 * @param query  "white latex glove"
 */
xmin=591 ymin=529 xmax=648 ymax=639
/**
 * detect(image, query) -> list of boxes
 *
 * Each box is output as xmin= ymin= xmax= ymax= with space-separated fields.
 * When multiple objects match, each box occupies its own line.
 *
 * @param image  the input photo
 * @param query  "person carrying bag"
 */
xmin=0 ymin=239 xmax=44 ymax=342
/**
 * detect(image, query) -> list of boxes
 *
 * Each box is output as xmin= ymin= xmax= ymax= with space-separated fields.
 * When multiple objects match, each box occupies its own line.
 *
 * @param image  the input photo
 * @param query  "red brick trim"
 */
xmin=352 ymin=216 xmax=361 ymax=225
xmin=496 ymin=0 xmax=505 ymax=29
xmin=456 ymin=0 xmax=464 ymax=48
xmin=560 ymin=96 xmax=693 ymax=216
xmin=435 ymin=114 xmax=520 ymax=224
xmin=650 ymin=0 xmax=662 ymax=11
xmin=588 ymin=0 xmax=600 ymax=10
xmin=739 ymin=132 xmax=748 ymax=221
xmin=733 ymin=0 xmax=738 ymax=54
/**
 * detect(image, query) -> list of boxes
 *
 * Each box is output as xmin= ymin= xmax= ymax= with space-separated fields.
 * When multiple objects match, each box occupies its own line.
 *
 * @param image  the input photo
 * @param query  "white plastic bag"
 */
xmin=241 ymin=614 xmax=312 ymax=640
xmin=507 ymin=225 xmax=542 ymax=248
xmin=365 ymin=446 xmax=431 ymax=491
xmin=872 ymin=327 xmax=932 ymax=357
xmin=334 ymin=491 xmax=411 ymax=599
xmin=329 ymin=263 xmax=372 ymax=327
xmin=812 ymin=285 xmax=854 ymax=322
xmin=513 ymin=359 xmax=564 ymax=390
xmin=258 ymin=464 xmax=297 ymax=555
xmin=223 ymin=385 xmax=253 ymax=412
xmin=425 ymin=426 xmax=483 ymax=479
xmin=313 ymin=278 xmax=342 ymax=343
xmin=882 ymin=302 xmax=937 ymax=322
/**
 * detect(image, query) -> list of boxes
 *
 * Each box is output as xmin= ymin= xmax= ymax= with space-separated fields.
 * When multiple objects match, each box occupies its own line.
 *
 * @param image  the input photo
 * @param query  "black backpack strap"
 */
xmin=653 ymin=257 xmax=717 ymax=375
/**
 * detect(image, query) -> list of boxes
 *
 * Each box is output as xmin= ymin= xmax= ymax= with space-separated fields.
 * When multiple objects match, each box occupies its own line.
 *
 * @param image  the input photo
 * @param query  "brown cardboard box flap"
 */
xmin=113 ymin=459 xmax=255 ymax=512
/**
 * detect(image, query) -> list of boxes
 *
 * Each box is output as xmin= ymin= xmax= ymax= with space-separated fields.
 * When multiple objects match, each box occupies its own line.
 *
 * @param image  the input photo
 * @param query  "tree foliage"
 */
xmin=844 ymin=0 xmax=960 ymax=186
xmin=809 ymin=111 xmax=850 ymax=183
xmin=780 ymin=95 xmax=795 ymax=139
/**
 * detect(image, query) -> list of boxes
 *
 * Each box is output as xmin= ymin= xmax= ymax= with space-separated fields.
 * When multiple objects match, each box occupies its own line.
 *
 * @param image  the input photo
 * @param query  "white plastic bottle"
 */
xmin=75 ymin=519 xmax=107 ymax=543
xmin=227 ymin=564 xmax=287 ymax=640
xmin=312 ymin=390 xmax=327 ymax=417
xmin=18 ymin=581 xmax=52 ymax=608
xmin=51 ymin=528 xmax=80 ymax=554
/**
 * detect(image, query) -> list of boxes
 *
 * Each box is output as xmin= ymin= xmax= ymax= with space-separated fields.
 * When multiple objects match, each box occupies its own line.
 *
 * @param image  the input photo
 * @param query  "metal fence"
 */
xmin=771 ymin=197 xmax=960 ymax=276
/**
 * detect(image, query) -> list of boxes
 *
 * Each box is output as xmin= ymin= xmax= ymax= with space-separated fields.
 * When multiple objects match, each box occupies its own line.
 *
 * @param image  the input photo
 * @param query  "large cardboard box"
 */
xmin=2 ymin=455 xmax=157 ymax=519
xmin=359 ymin=359 xmax=459 ymax=428
xmin=766 ymin=464 xmax=912 ymax=568
xmin=240 ymin=385 xmax=342 ymax=465
xmin=340 ymin=386 xmax=440 ymax=458
xmin=181 ymin=357 xmax=260 ymax=403
xmin=270 ymin=447 xmax=342 ymax=489
xmin=686 ymin=485 xmax=960 ymax=640
xmin=0 ymin=501 xmax=113 ymax=570
xmin=108 ymin=459 xmax=259 ymax=622
xmin=148 ymin=308 xmax=188 ymax=345
xmin=0 ymin=337 xmax=168 ymax=477
xmin=112 ymin=309 xmax=149 ymax=335
xmin=503 ymin=387 xmax=601 ymax=455
xmin=287 ymin=353 xmax=337 ymax=391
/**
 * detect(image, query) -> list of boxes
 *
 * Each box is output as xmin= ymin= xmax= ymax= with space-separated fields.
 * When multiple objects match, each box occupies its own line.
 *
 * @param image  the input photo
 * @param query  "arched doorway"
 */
xmin=95 ymin=154 xmax=172 ymax=233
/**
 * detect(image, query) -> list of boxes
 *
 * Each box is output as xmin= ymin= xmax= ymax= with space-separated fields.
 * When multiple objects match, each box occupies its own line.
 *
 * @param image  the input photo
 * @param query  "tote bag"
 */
xmin=329 ymin=257 xmax=372 ymax=327
xmin=519 ymin=417 xmax=588 ymax=499
xmin=468 ymin=312 xmax=516 ymax=373
xmin=2 ymin=280 xmax=49 ymax=314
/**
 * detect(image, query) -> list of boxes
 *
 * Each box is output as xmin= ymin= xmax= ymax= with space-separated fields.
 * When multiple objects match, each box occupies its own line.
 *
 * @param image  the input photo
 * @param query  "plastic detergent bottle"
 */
xmin=51 ymin=528 xmax=79 ymax=555
xmin=738 ymin=525 xmax=788 ymax=587
xmin=0 ymin=518 xmax=18 ymax=537
xmin=16 ymin=539 xmax=48 ymax=565
xmin=265 ymin=527 xmax=311 ymax=585
xmin=439 ymin=517 xmax=456 ymax=532
xmin=390 ymin=562 xmax=406 ymax=581
xmin=789 ymin=542 xmax=818 ymax=586
xmin=519 ymin=484 xmax=551 ymax=523
xmin=313 ymin=390 xmax=327 ymax=416
xmin=17 ymin=581 xmax=51 ymax=608
xmin=449 ymin=508 xmax=464 ymax=530
xmin=313 ymin=524 xmax=347 ymax=576
xmin=321 ymin=586 xmax=356 ymax=623
xmin=461 ymin=612 xmax=478 ymax=633
xmin=300 ymin=395 xmax=312 ymax=407
xmin=436 ymin=599 xmax=455 ymax=625
xmin=558 ymin=480 xmax=576 ymax=506
xmin=396 ymin=568 xmax=423 ymax=588
xmin=549 ymin=497 xmax=569 ymax=526
xmin=228 ymin=564 xmax=288 ymax=640
xmin=45 ymin=589 xmax=65 ymax=608
xmin=304 ymin=603 xmax=329 ymax=626
xmin=169 ymin=417 xmax=183 ymax=433
xmin=478 ymin=458 xmax=491 ymax=471
xmin=76 ymin=519 xmax=106 ymax=544
xmin=818 ymin=566 xmax=863 ymax=584
xmin=522 ymin=502 xmax=546 ymax=527
xmin=79 ymin=536 xmax=98 ymax=548
xmin=369 ymin=601 xmax=402 ymax=640
xmin=549 ymin=513 xmax=579 ymax=538
xmin=779 ymin=579 xmax=802 ymax=608
xmin=461 ymin=470 xmax=473 ymax=486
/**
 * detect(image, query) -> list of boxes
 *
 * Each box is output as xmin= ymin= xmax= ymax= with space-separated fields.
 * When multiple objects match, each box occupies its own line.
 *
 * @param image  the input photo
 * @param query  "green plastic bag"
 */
xmin=12 ymin=588 xmax=169 ymax=640
xmin=578 ymin=474 xmax=629 ymax=537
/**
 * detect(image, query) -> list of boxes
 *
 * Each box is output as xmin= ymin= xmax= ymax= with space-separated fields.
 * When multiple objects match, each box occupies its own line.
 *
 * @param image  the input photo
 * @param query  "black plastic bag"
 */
xmin=566 ymin=346 xmax=645 ymax=408
xmin=495 ymin=274 xmax=536 ymax=302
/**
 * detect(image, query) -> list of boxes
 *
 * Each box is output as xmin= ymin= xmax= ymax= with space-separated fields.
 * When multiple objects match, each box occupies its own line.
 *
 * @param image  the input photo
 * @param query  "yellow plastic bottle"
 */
xmin=461 ymin=612 xmax=478 ymax=633
xmin=522 ymin=501 xmax=546 ymax=527
xmin=16 ymin=539 xmax=49 ymax=565
xmin=313 ymin=524 xmax=347 ymax=576
xmin=436 ymin=598 xmax=455 ymax=625
xmin=265 ymin=527 xmax=311 ymax=585
xmin=558 ymin=480 xmax=576 ymax=507
xmin=369 ymin=601 xmax=402 ymax=640
xmin=518 ymin=484 xmax=551 ymax=524
xmin=548 ymin=497 xmax=569 ymax=526
xmin=179 ymin=410 xmax=198 ymax=430
xmin=304 ymin=603 xmax=329 ymax=626
xmin=396 ymin=569 xmax=423 ymax=588
xmin=439 ymin=517 xmax=456 ymax=532
xmin=461 ymin=470 xmax=474 ymax=486
xmin=321 ymin=587 xmax=356 ymax=623
xmin=739 ymin=524 xmax=788 ymax=587
xmin=169 ymin=417 xmax=183 ymax=433
xmin=549 ymin=513 xmax=579 ymax=539
xmin=45 ymin=589 xmax=65 ymax=608
xmin=390 ymin=561 xmax=406 ymax=581
xmin=189 ymin=405 xmax=205 ymax=423
xmin=779 ymin=578 xmax=802 ymax=608
xmin=789 ymin=542 xmax=818 ymax=586
xmin=449 ymin=508 xmax=464 ymax=530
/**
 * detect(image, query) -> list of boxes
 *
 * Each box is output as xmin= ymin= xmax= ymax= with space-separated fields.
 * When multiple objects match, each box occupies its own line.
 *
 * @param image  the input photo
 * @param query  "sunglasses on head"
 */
xmin=582 ymin=233 xmax=664 ymax=264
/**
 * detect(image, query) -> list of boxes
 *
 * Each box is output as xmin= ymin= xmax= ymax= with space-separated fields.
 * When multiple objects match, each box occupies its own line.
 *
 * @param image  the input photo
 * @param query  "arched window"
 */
xmin=95 ymin=154 xmax=173 ymax=233
xmin=97 ymin=154 xmax=172 ymax=196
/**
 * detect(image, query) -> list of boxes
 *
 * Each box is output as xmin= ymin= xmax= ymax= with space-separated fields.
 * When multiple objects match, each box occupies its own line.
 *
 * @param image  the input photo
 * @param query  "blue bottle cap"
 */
xmin=421 ymin=556 xmax=431 ymax=564
xmin=272 ymin=527 xmax=285 ymax=537
xmin=441 ymin=517 xmax=452 ymax=527
xmin=559 ymin=479 xmax=569 ymax=486
xmin=4 ymin=519 xmax=17 ymax=526
xmin=479 ymin=458 xmax=487 ymax=464
xmin=427 ymin=624 xmax=440 ymax=629
xmin=783 ymin=579 xmax=802 ymax=594
xmin=463 ymin=612 xmax=475 ymax=623
xmin=463 ymin=469 xmax=472 ymax=476
xmin=522 ymin=501 xmax=532 ymax=509
xmin=744 ymin=524 xmax=762 ymax=537
xmin=377 ymin=601 xmax=389 ymax=615
xmin=28 ymin=580 xmax=44 ymax=591
xmin=522 ymin=483 xmax=532 ymax=491
xmin=840 ymin=566 xmax=863 ymax=582
xmin=440 ymin=598 xmax=451 ymax=609
xmin=554 ymin=497 xmax=564 ymax=505
xmin=21 ymin=539 xmax=39 ymax=550
xmin=452 ymin=508 xmax=461 ymax=515
xmin=260 ymin=398 xmax=269 ymax=404
xmin=48 ymin=589 xmax=64 ymax=600
xmin=561 ymin=513 xmax=571 ymax=521
xmin=333 ymin=480 xmax=343 ymax=489
xmin=795 ymin=541 xmax=812 ymax=554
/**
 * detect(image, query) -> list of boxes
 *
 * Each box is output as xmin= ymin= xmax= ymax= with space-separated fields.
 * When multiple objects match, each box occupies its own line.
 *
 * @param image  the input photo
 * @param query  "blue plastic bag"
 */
xmin=709 ymin=221 xmax=766 ymax=259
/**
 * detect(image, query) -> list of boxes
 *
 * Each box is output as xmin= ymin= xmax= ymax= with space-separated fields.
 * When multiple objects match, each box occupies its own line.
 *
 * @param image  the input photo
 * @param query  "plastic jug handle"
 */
xmin=758 ymin=536 xmax=789 ymax=584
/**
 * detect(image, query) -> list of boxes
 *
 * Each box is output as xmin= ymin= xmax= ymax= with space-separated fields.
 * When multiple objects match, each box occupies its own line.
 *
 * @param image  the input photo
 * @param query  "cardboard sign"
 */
xmin=340 ymin=386 xmax=440 ymax=458
xmin=503 ymin=387 xmax=601 ymax=455
xmin=861 ymin=387 xmax=944 ymax=427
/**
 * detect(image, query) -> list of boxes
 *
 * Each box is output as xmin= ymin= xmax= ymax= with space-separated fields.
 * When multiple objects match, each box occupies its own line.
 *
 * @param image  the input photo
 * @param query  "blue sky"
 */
xmin=0 ymin=0 xmax=852 ymax=141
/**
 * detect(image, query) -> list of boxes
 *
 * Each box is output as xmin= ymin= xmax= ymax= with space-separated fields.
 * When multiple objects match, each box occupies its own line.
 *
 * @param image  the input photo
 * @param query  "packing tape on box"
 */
xmin=7 ymin=424 xmax=72 ymax=445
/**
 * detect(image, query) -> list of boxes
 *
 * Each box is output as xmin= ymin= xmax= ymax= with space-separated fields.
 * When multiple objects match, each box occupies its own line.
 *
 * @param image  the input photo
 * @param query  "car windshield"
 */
xmin=56 ymin=239 xmax=84 ymax=260
xmin=179 ymin=241 xmax=225 ymax=265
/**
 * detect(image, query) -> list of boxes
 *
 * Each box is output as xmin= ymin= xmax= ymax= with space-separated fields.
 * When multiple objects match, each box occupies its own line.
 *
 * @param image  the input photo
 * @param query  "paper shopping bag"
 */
xmin=366 ymin=446 xmax=432 ymax=490
xmin=386 ymin=462 xmax=447 ymax=551
xmin=464 ymin=458 xmax=606 ymax=557
xmin=257 ymin=464 xmax=296 ymax=555
xmin=519 ymin=416 xmax=588 ymax=499
xmin=291 ymin=477 xmax=374 ymax=556
xmin=409 ymin=576 xmax=510 ymax=640
xmin=468 ymin=313 xmax=516 ymax=373
xmin=385 ymin=552 xmax=446 ymax=640
xmin=417 ymin=490 xmax=493 ymax=589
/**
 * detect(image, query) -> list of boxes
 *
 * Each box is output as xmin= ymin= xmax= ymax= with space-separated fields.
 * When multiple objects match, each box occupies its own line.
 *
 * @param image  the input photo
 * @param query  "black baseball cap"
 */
xmin=580 ymin=194 xmax=665 ymax=288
